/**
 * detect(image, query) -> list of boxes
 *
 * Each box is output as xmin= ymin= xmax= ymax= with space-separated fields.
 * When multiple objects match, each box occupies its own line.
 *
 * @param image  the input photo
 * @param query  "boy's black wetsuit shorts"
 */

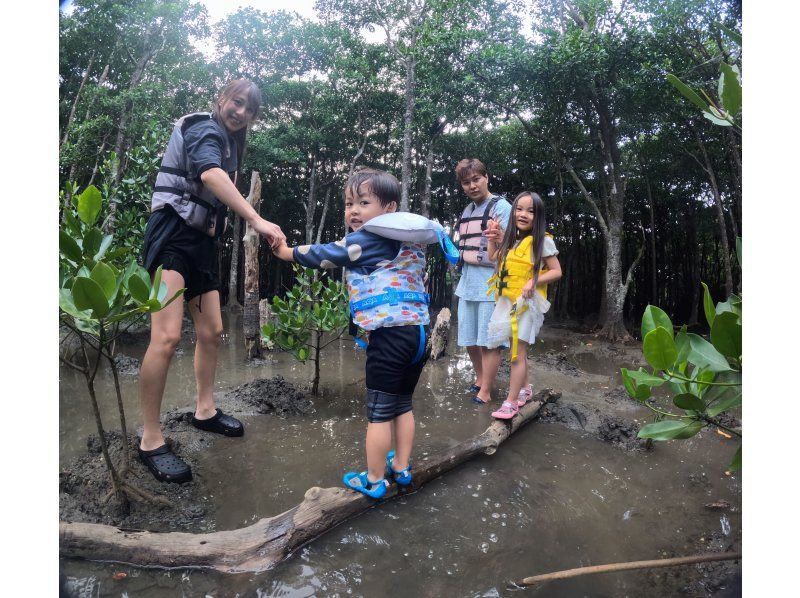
xmin=364 ymin=324 xmax=429 ymax=423
xmin=141 ymin=205 xmax=221 ymax=303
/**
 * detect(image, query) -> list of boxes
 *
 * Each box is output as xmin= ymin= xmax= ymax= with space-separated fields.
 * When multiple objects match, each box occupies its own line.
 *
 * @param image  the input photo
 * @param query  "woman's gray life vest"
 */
xmin=150 ymin=112 xmax=236 ymax=237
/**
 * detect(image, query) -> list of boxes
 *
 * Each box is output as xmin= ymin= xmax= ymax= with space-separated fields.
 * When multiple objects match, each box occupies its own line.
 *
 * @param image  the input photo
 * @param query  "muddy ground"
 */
xmin=59 ymin=376 xmax=311 ymax=532
xmin=59 ymin=324 xmax=741 ymax=594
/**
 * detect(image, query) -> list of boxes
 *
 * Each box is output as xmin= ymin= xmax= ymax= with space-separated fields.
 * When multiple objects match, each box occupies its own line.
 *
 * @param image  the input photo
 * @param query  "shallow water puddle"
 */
xmin=60 ymin=312 xmax=741 ymax=596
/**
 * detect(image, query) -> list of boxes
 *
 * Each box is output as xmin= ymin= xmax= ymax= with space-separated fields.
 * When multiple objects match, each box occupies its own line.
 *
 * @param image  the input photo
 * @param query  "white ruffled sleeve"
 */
xmin=543 ymin=235 xmax=558 ymax=257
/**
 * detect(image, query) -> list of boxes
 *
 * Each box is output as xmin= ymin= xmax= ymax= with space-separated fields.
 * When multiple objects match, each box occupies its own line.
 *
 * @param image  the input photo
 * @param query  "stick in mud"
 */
xmin=60 ymin=388 xmax=560 ymax=573
xmin=507 ymin=551 xmax=742 ymax=589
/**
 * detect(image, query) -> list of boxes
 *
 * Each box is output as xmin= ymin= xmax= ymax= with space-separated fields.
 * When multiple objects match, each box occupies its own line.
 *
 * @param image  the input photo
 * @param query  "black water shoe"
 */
xmin=190 ymin=408 xmax=244 ymax=437
xmin=138 ymin=444 xmax=192 ymax=484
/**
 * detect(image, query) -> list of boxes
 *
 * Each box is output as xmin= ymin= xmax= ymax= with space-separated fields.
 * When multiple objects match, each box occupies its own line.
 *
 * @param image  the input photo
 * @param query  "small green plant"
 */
xmin=59 ymin=184 xmax=183 ymax=508
xmin=621 ymin=272 xmax=741 ymax=471
xmin=261 ymin=266 xmax=351 ymax=395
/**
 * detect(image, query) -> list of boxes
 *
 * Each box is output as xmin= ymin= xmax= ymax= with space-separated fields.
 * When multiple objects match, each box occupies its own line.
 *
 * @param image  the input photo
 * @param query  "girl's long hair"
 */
xmin=494 ymin=191 xmax=547 ymax=288
xmin=211 ymin=78 xmax=262 ymax=167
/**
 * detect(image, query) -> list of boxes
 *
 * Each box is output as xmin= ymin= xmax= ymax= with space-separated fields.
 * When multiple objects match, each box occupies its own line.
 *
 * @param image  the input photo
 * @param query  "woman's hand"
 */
xmin=253 ymin=218 xmax=286 ymax=248
xmin=521 ymin=278 xmax=535 ymax=299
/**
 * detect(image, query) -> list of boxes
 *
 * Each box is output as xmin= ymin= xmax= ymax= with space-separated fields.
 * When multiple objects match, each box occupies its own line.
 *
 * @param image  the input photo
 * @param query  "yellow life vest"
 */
xmin=485 ymin=234 xmax=552 ymax=361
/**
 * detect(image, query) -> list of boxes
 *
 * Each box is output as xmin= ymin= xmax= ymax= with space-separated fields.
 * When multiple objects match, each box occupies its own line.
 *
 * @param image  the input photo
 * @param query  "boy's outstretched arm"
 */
xmin=272 ymin=241 xmax=295 ymax=262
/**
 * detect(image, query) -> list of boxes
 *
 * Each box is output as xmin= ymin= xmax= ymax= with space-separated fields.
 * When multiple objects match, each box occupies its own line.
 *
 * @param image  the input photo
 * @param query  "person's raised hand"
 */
xmin=484 ymin=218 xmax=502 ymax=241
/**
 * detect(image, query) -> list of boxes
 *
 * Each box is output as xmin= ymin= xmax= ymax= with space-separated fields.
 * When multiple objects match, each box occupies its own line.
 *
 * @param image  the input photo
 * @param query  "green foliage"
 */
xmin=666 ymin=24 xmax=741 ymax=131
xmin=261 ymin=266 xmax=350 ymax=393
xmin=621 ymin=266 xmax=742 ymax=471
xmin=59 ymin=184 xmax=183 ymax=340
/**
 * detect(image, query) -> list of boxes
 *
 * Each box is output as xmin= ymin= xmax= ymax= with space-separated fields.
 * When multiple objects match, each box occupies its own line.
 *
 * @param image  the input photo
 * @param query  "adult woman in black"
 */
xmin=138 ymin=79 xmax=284 ymax=483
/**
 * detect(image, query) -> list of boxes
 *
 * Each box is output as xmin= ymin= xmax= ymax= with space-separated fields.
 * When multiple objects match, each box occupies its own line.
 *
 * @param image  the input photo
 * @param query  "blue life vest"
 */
xmin=347 ymin=243 xmax=429 ymax=332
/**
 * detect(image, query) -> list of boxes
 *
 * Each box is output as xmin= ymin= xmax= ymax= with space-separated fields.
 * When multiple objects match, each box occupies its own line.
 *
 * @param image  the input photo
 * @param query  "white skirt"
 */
xmin=486 ymin=293 xmax=551 ymax=349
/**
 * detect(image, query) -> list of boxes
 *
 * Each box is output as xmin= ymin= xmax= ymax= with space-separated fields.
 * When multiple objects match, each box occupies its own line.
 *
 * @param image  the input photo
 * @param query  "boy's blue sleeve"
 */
xmin=292 ymin=230 xmax=397 ymax=269
xmin=292 ymin=239 xmax=352 ymax=269
xmin=493 ymin=198 xmax=512 ymax=230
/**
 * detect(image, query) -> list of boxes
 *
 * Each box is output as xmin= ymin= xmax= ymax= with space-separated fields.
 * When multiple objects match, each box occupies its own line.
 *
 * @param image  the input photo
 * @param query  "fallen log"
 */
xmin=60 ymin=388 xmax=559 ymax=573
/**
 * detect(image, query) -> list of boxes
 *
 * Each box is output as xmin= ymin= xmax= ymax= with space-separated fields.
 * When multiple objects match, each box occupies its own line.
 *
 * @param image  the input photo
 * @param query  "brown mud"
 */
xmin=59 ymin=376 xmax=310 ymax=532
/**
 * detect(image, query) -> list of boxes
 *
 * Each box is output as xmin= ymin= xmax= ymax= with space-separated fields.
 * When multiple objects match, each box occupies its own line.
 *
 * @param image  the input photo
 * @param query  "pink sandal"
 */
xmin=491 ymin=400 xmax=519 ymax=420
xmin=517 ymin=384 xmax=533 ymax=407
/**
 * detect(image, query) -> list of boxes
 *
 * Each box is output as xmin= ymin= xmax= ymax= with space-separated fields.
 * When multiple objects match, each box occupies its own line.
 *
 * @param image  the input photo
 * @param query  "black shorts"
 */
xmin=141 ymin=206 xmax=220 ymax=302
xmin=364 ymin=324 xmax=429 ymax=423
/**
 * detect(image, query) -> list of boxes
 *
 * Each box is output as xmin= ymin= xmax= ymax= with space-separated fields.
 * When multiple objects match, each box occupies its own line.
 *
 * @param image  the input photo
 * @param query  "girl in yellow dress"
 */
xmin=482 ymin=191 xmax=562 ymax=419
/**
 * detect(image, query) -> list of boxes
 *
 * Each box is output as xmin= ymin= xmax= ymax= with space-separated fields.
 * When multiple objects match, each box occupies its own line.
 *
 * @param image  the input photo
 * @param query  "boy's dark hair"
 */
xmin=345 ymin=168 xmax=400 ymax=207
xmin=455 ymin=158 xmax=488 ymax=182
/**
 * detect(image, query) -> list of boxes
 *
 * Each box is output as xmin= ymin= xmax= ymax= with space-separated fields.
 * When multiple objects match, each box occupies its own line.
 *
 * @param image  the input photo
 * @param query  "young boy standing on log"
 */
xmin=272 ymin=168 xmax=454 ymax=499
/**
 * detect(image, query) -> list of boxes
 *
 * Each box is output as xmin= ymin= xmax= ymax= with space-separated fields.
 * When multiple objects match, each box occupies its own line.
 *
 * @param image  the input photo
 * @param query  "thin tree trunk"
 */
xmin=60 ymin=389 xmax=559 ymax=572
xmin=696 ymin=133 xmax=734 ymax=296
xmin=228 ymin=215 xmax=242 ymax=309
xmin=243 ymin=171 xmax=263 ymax=359
xmin=305 ymin=159 xmax=318 ymax=244
xmin=315 ymin=187 xmax=332 ymax=245
xmin=400 ymin=57 xmax=416 ymax=212
xmin=61 ymin=50 xmax=96 ymax=148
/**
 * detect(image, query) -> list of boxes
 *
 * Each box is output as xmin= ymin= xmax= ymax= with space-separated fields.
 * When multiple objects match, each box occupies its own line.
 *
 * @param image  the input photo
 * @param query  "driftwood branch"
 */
xmin=60 ymin=389 xmax=559 ymax=573
xmin=510 ymin=551 xmax=742 ymax=588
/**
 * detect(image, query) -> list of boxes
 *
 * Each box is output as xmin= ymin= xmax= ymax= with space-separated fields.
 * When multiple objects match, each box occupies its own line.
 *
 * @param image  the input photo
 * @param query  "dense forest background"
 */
xmin=58 ymin=0 xmax=742 ymax=340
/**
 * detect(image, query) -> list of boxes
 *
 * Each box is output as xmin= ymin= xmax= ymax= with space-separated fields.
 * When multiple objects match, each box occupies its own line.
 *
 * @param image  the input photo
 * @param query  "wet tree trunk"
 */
xmin=60 ymin=389 xmax=559 ymax=573
xmin=243 ymin=171 xmax=263 ymax=359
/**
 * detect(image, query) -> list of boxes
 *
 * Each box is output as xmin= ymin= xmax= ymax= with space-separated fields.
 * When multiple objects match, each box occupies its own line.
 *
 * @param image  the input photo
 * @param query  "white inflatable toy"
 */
xmin=361 ymin=212 xmax=459 ymax=263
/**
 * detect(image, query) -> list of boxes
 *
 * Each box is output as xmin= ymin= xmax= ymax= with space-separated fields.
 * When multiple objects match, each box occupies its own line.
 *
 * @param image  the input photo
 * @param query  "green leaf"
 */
xmin=711 ymin=311 xmax=741 ymax=359
xmin=626 ymin=368 xmax=667 ymax=387
xmin=620 ymin=368 xmax=651 ymax=401
xmin=704 ymin=371 xmax=743 ymax=417
xmin=666 ymin=73 xmax=710 ymax=111
xmin=127 ymin=273 xmax=150 ymax=304
xmin=150 ymin=266 xmax=163 ymax=301
xmin=729 ymin=445 xmax=741 ymax=472
xmin=77 ymin=185 xmax=102 ymax=225
xmin=701 ymin=282 xmax=716 ymax=327
xmin=63 ymin=209 xmax=81 ymax=235
xmin=643 ymin=327 xmax=678 ymax=371
xmin=719 ymin=62 xmax=742 ymax=117
xmin=691 ymin=369 xmax=717 ymax=397
xmin=641 ymin=305 xmax=673 ymax=339
xmin=703 ymin=111 xmax=733 ymax=126
xmin=89 ymin=262 xmax=116 ymax=300
xmin=675 ymin=327 xmax=691 ymax=365
xmin=298 ymin=347 xmax=308 ymax=360
xmin=706 ymin=389 xmax=742 ymax=417
xmin=94 ymin=235 xmax=114 ymax=261
xmin=59 ymin=230 xmax=82 ymax=263
xmin=59 ymin=289 xmax=90 ymax=319
xmin=638 ymin=419 xmax=705 ymax=440
xmin=735 ymin=237 xmax=741 ymax=268
xmin=686 ymin=333 xmax=732 ymax=372
xmin=72 ymin=276 xmax=109 ymax=318
xmin=673 ymin=393 xmax=705 ymax=412
xmin=82 ymin=227 xmax=102 ymax=259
